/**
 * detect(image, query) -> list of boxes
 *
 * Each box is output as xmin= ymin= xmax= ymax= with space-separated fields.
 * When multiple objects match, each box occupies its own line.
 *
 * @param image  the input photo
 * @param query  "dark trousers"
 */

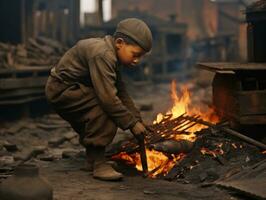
xmin=45 ymin=76 xmax=117 ymax=147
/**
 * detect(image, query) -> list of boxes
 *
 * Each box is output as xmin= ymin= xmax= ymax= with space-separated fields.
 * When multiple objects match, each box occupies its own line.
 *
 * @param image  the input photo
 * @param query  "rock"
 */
xmin=3 ymin=142 xmax=18 ymax=152
xmin=0 ymin=149 xmax=11 ymax=157
xmin=14 ymin=146 xmax=46 ymax=162
xmin=48 ymin=137 xmax=65 ymax=147
xmin=0 ymin=156 xmax=15 ymax=166
xmin=48 ymin=132 xmax=77 ymax=147
xmin=38 ymin=154 xmax=55 ymax=162
xmin=143 ymin=189 xmax=156 ymax=195
xmin=69 ymin=137 xmax=80 ymax=146
xmin=62 ymin=151 xmax=77 ymax=159
xmin=64 ymin=132 xmax=77 ymax=140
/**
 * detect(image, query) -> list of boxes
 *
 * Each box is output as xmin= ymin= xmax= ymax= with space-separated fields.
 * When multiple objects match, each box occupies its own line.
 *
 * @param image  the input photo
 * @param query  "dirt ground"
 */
xmin=1 ymin=77 xmax=254 ymax=200
xmin=38 ymin=158 xmax=236 ymax=200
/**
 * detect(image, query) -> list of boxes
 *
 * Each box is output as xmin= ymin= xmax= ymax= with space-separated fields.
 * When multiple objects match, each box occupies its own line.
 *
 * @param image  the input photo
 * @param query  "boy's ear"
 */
xmin=115 ymin=38 xmax=125 ymax=49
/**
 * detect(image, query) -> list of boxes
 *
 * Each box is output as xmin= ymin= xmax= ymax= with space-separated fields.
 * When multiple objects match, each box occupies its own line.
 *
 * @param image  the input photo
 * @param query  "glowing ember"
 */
xmin=262 ymin=150 xmax=266 ymax=154
xmin=200 ymin=147 xmax=224 ymax=157
xmin=231 ymin=143 xmax=238 ymax=149
xmin=114 ymin=80 xmax=220 ymax=177
xmin=113 ymin=149 xmax=185 ymax=178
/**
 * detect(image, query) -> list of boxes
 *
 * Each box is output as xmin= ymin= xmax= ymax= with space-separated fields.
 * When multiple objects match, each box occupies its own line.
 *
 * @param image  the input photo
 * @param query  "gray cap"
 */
xmin=115 ymin=18 xmax=152 ymax=52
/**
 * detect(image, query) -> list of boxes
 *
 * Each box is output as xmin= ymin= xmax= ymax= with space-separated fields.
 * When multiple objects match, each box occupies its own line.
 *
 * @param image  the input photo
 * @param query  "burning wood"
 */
xmin=111 ymin=81 xmax=266 ymax=181
xmin=111 ymin=81 xmax=221 ymax=177
xmin=151 ymin=139 xmax=194 ymax=154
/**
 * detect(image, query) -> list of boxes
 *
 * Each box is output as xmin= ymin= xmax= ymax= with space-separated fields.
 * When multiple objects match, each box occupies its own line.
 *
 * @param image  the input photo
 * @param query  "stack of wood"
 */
xmin=0 ymin=37 xmax=68 ymax=69
xmin=248 ymin=0 xmax=266 ymax=9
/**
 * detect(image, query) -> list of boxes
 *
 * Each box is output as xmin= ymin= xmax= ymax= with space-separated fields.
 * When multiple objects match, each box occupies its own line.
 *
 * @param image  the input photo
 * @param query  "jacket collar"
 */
xmin=104 ymin=35 xmax=122 ymax=67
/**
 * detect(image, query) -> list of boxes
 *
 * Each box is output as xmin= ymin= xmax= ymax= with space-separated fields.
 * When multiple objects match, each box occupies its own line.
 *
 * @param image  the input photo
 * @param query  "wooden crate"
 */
xmin=0 ymin=66 xmax=50 ymax=105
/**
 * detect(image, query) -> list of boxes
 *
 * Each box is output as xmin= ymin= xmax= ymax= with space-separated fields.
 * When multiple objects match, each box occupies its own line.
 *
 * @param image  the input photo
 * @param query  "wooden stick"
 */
xmin=183 ymin=115 xmax=266 ymax=150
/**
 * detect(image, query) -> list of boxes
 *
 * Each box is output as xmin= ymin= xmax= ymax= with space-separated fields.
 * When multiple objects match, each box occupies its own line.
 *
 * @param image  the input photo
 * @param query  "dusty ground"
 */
xmin=1 ymin=77 xmax=257 ymax=200
xmin=38 ymin=158 xmax=236 ymax=200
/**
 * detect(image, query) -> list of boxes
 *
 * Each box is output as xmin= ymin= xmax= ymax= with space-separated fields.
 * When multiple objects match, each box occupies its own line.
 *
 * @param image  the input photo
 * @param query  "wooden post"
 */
xmin=97 ymin=0 xmax=103 ymax=24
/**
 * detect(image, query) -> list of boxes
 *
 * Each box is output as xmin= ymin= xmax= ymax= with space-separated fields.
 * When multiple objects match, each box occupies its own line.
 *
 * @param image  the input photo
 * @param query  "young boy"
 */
xmin=45 ymin=18 xmax=152 ymax=181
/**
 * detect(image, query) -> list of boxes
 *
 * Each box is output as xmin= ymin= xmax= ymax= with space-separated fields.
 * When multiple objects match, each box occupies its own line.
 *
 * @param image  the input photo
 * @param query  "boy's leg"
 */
xmin=81 ymin=111 xmax=123 ymax=181
xmin=46 ymin=79 xmax=122 ymax=180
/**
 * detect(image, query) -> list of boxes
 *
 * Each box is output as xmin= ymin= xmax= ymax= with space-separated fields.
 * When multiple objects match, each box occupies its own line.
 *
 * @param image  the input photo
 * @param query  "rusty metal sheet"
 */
xmin=215 ymin=159 xmax=266 ymax=200
xmin=197 ymin=62 xmax=266 ymax=72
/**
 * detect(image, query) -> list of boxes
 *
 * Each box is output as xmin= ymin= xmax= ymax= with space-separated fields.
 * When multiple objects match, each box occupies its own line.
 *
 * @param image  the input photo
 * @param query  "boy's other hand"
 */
xmin=130 ymin=121 xmax=147 ymax=139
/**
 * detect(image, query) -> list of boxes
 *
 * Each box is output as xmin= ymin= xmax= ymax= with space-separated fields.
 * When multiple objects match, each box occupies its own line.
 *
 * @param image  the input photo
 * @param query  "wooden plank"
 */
xmin=0 ymin=66 xmax=50 ymax=75
xmin=0 ymin=88 xmax=44 ymax=99
xmin=0 ymin=77 xmax=48 ymax=89
xmin=239 ymin=115 xmax=266 ymax=125
xmin=197 ymin=62 xmax=266 ymax=71
xmin=238 ymin=90 xmax=266 ymax=115
xmin=0 ymin=95 xmax=45 ymax=105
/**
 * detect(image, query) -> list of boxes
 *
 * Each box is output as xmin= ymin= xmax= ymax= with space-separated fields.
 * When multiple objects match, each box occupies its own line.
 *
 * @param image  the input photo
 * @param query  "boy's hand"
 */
xmin=130 ymin=121 xmax=147 ymax=139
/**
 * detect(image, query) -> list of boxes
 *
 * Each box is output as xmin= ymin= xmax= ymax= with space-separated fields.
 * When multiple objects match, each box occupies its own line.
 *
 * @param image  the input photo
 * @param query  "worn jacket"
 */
xmin=50 ymin=35 xmax=141 ymax=130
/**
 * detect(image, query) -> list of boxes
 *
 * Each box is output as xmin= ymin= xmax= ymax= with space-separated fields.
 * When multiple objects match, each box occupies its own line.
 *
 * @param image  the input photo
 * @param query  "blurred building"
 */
xmin=0 ymin=0 xmax=80 ymax=45
xmin=112 ymin=0 xmax=250 ymax=61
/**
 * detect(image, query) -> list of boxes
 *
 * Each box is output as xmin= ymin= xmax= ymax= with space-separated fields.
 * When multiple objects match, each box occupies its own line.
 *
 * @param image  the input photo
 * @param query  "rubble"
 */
xmin=163 ymin=127 xmax=265 ymax=183
xmin=0 ymin=37 xmax=68 ymax=69
xmin=0 ymin=114 xmax=82 ymax=177
xmin=213 ymin=159 xmax=266 ymax=200
xmin=247 ymin=0 xmax=266 ymax=10
xmin=110 ymin=114 xmax=266 ymax=187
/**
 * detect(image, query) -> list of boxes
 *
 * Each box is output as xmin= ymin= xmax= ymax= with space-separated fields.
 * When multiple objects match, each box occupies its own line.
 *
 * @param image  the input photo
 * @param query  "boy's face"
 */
xmin=115 ymin=38 xmax=146 ymax=67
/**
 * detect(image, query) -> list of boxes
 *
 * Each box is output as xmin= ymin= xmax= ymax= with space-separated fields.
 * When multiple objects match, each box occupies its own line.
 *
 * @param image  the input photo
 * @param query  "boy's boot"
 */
xmin=87 ymin=146 xmax=123 ymax=181
xmin=85 ymin=147 xmax=118 ymax=172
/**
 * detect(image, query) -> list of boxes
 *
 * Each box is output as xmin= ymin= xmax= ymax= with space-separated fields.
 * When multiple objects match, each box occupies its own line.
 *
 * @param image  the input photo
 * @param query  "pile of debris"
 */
xmin=0 ymin=37 xmax=68 ymax=69
xmin=110 ymin=114 xmax=266 ymax=186
xmin=163 ymin=127 xmax=265 ymax=183
xmin=0 ymin=114 xmax=83 ymax=179
xmin=248 ymin=0 xmax=266 ymax=10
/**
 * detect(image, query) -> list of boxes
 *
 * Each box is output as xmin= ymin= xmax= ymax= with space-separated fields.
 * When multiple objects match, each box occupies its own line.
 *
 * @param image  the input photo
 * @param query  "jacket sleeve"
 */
xmin=116 ymin=71 xmax=142 ymax=122
xmin=89 ymin=54 xmax=138 ymax=130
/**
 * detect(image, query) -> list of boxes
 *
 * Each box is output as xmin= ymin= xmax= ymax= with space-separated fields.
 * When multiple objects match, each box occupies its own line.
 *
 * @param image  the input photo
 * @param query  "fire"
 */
xmin=113 ymin=149 xmax=185 ymax=178
xmin=155 ymin=80 xmax=219 ymax=134
xmin=114 ymin=80 xmax=220 ymax=177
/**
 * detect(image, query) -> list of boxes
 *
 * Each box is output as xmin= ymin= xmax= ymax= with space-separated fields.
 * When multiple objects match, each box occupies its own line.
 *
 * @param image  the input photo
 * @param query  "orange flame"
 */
xmin=154 ymin=80 xmax=219 ymax=141
xmin=115 ymin=80 xmax=220 ymax=177
xmin=113 ymin=149 xmax=185 ymax=178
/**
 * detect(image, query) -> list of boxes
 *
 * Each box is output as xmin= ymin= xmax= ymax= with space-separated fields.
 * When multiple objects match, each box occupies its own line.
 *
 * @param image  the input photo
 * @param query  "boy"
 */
xmin=45 ymin=18 xmax=152 ymax=181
